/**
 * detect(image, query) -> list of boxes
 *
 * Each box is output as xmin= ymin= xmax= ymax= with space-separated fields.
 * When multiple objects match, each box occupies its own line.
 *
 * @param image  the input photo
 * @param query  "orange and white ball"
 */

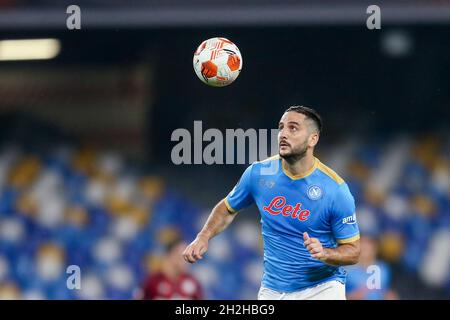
xmin=193 ymin=37 xmax=243 ymax=87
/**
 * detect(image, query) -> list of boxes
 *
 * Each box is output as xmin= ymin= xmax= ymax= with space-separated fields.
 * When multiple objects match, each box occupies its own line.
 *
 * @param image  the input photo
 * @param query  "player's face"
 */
xmin=170 ymin=242 xmax=188 ymax=272
xmin=278 ymin=112 xmax=317 ymax=160
xmin=360 ymin=237 xmax=377 ymax=264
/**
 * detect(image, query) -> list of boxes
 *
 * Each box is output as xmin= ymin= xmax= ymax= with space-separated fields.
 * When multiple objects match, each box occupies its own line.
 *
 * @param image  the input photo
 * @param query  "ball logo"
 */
xmin=307 ymin=185 xmax=323 ymax=200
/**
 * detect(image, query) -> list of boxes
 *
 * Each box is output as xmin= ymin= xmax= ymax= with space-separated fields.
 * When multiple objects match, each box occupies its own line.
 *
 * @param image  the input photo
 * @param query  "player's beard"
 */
xmin=279 ymin=140 xmax=308 ymax=163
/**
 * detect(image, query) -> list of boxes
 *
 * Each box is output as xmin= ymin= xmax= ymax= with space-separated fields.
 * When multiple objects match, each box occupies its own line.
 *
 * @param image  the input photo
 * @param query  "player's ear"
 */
xmin=309 ymin=132 xmax=319 ymax=147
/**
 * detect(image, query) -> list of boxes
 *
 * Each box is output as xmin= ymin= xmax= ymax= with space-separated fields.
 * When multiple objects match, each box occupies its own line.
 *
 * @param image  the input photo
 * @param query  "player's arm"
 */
xmin=303 ymin=232 xmax=360 ymax=266
xmin=183 ymin=199 xmax=237 ymax=264
xmin=198 ymin=199 xmax=237 ymax=240
xmin=304 ymin=182 xmax=361 ymax=266
xmin=183 ymin=165 xmax=254 ymax=264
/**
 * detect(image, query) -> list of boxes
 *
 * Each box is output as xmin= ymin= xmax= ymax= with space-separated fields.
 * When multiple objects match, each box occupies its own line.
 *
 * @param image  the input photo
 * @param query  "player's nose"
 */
xmin=278 ymin=130 xmax=287 ymax=141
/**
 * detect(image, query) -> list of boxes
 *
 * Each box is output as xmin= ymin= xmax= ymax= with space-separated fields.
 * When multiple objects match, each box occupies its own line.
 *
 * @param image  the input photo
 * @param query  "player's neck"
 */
xmin=282 ymin=153 xmax=316 ymax=177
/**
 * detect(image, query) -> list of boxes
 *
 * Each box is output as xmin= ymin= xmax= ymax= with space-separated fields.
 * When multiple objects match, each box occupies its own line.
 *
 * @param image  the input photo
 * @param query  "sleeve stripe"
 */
xmin=223 ymin=197 xmax=237 ymax=213
xmin=336 ymin=234 xmax=360 ymax=244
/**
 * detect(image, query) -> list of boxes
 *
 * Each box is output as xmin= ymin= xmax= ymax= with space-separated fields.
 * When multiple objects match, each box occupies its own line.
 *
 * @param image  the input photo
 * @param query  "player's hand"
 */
xmin=182 ymin=234 xmax=209 ymax=264
xmin=303 ymin=232 xmax=327 ymax=261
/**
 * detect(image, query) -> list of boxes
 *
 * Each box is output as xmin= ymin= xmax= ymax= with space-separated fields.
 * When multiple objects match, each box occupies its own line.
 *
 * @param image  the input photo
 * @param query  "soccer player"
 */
xmin=183 ymin=106 xmax=360 ymax=300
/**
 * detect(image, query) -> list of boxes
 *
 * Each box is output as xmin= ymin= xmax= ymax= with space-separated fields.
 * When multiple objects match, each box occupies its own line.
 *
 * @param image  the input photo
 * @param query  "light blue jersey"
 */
xmin=225 ymin=156 xmax=360 ymax=292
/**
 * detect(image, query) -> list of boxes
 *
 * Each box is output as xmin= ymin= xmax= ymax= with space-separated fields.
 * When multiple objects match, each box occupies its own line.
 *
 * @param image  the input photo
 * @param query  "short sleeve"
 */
xmin=330 ymin=183 xmax=360 ymax=244
xmin=224 ymin=165 xmax=254 ymax=213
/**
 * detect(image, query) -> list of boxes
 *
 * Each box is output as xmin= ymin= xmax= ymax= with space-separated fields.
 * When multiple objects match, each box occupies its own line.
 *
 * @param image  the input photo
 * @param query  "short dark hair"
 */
xmin=284 ymin=105 xmax=323 ymax=133
xmin=165 ymin=235 xmax=184 ymax=254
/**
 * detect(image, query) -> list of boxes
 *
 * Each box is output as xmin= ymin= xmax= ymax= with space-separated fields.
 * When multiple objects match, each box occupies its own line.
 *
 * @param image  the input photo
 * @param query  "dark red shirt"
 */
xmin=142 ymin=272 xmax=203 ymax=300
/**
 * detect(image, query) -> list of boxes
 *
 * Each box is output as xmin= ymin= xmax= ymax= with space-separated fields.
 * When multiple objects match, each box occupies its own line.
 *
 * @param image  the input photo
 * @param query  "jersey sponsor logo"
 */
xmin=307 ymin=185 xmax=323 ymax=200
xmin=342 ymin=213 xmax=357 ymax=224
xmin=263 ymin=196 xmax=311 ymax=221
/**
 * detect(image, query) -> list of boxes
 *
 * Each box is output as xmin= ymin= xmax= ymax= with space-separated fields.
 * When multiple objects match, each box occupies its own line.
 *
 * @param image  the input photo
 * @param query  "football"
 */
xmin=193 ymin=37 xmax=243 ymax=87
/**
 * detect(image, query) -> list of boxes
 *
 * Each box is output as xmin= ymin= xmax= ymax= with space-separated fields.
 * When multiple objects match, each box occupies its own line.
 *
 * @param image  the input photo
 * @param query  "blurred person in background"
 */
xmin=138 ymin=236 xmax=203 ymax=300
xmin=346 ymin=235 xmax=399 ymax=300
